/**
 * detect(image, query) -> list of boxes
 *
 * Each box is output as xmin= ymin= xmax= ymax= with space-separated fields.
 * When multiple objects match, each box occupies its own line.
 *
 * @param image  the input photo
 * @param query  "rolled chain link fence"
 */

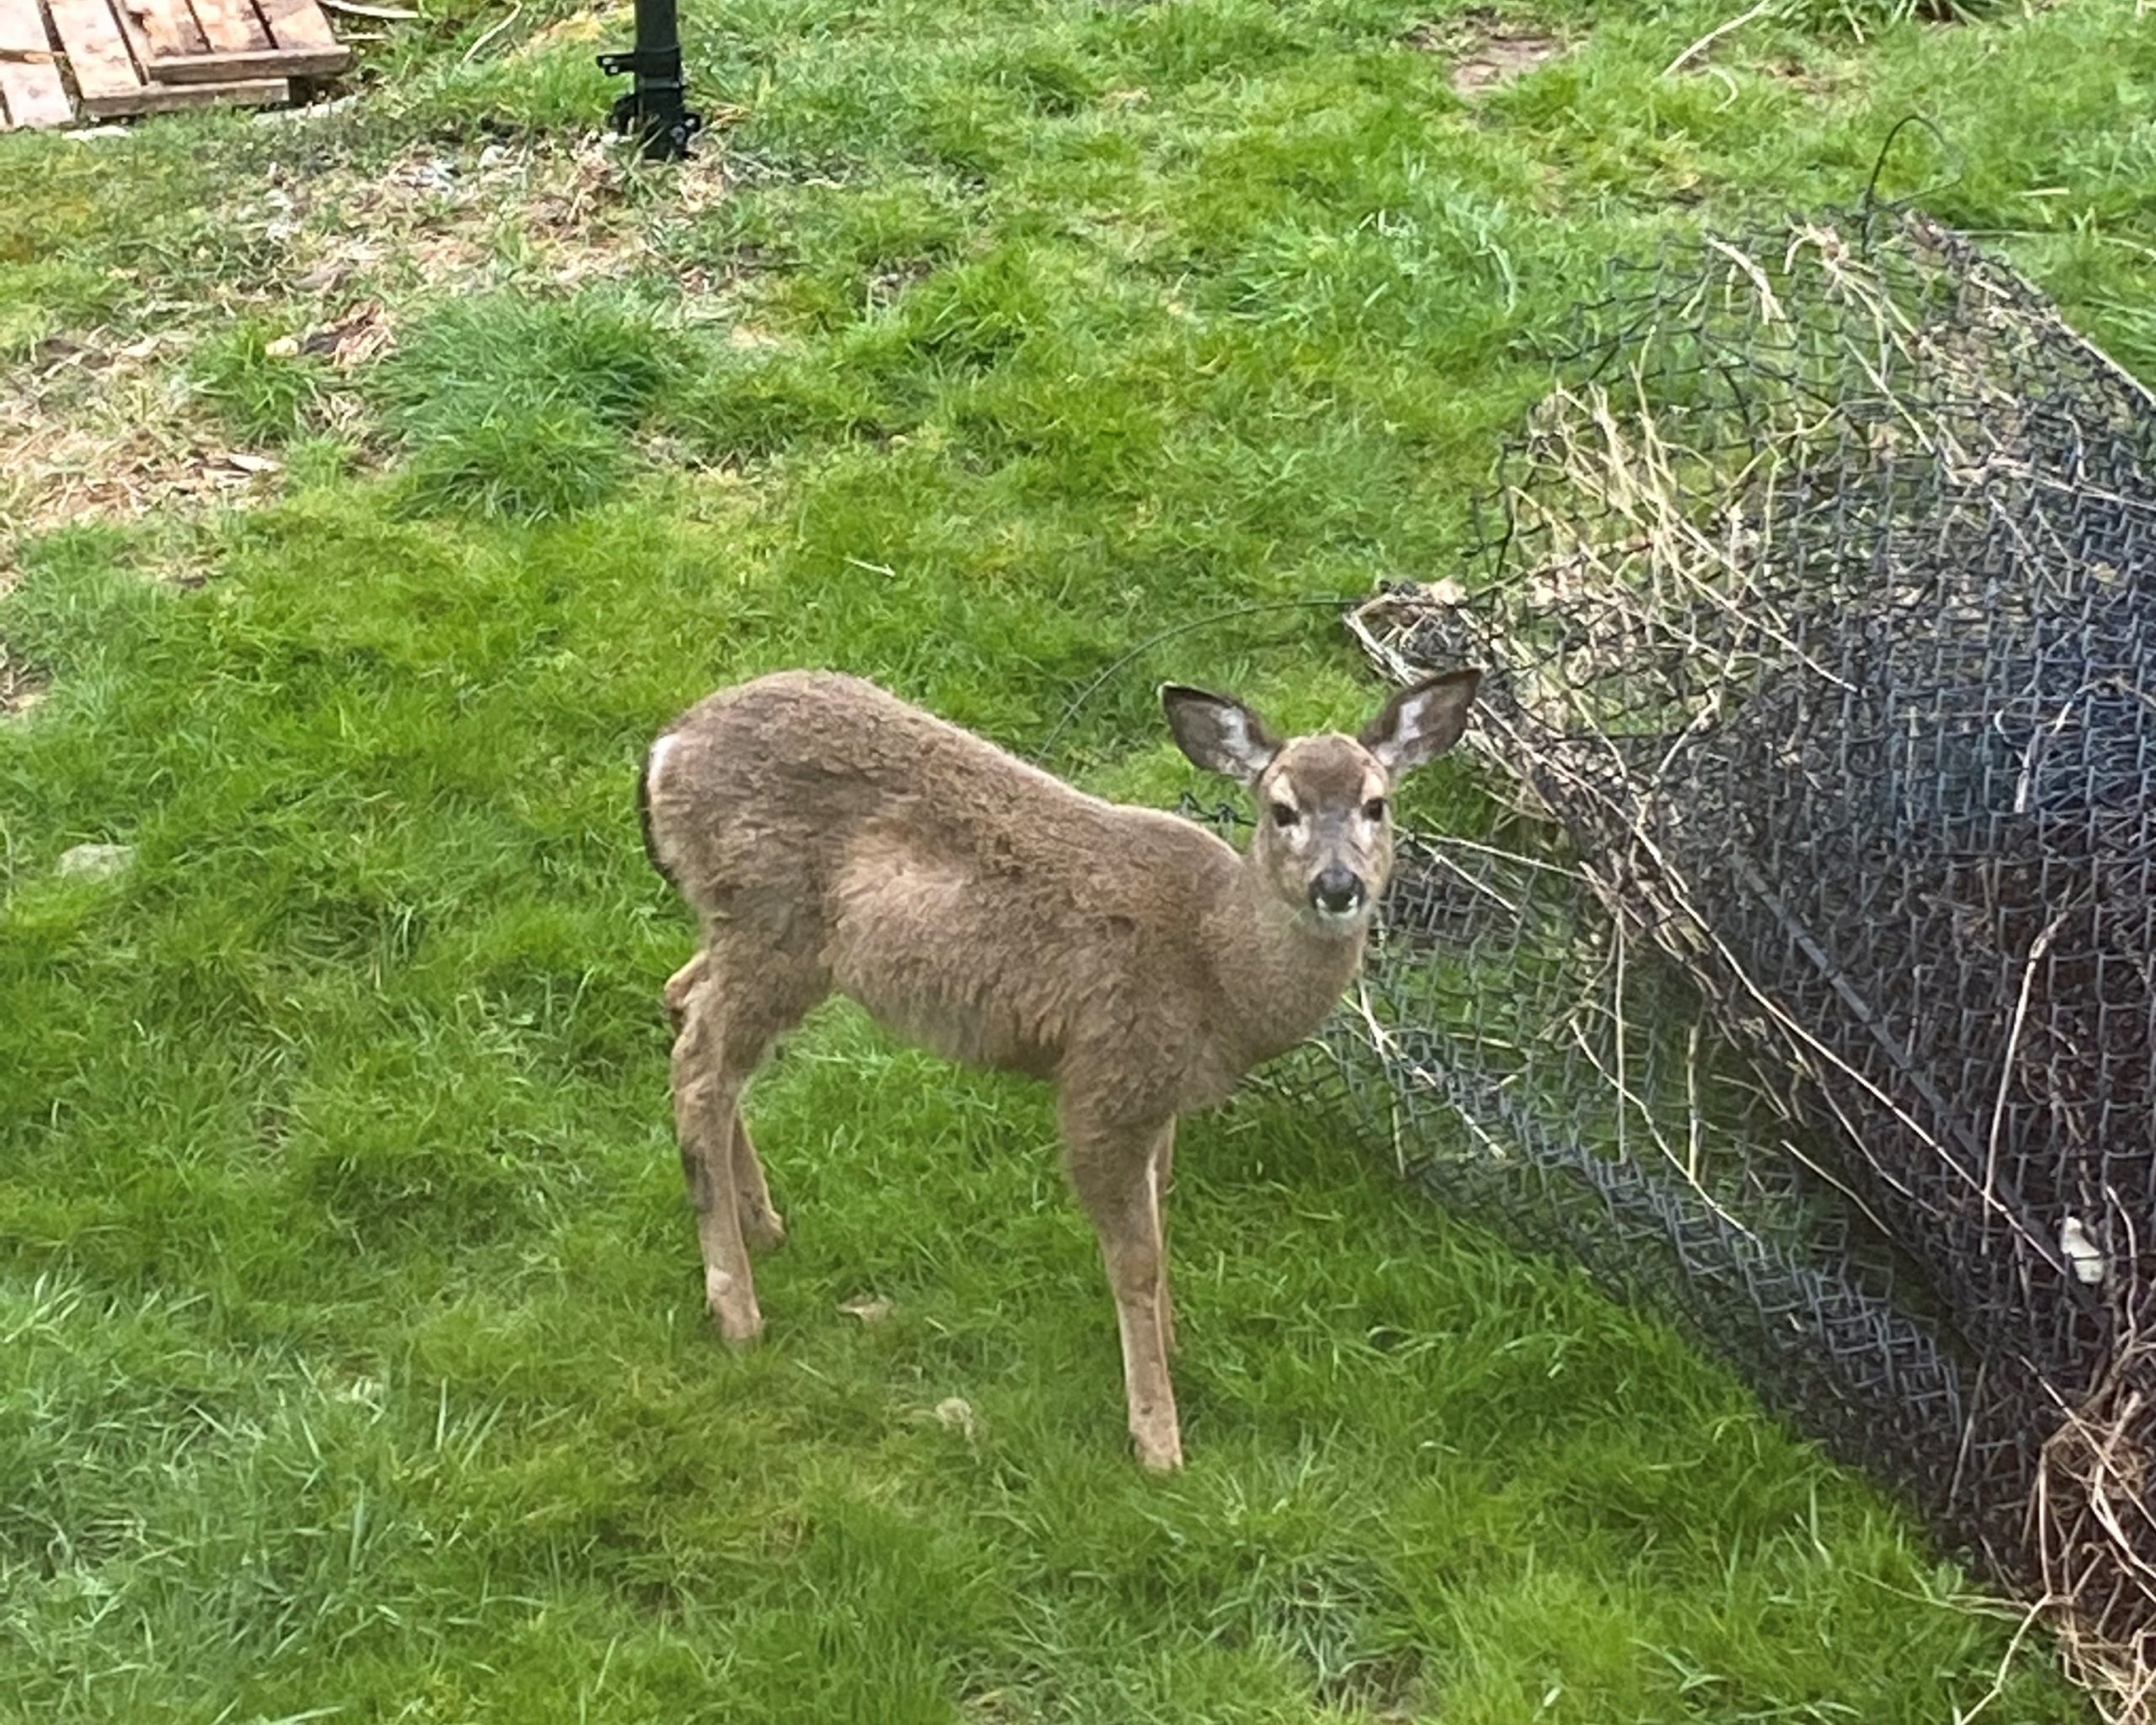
xmin=1246 ymin=206 xmax=2153 ymax=1717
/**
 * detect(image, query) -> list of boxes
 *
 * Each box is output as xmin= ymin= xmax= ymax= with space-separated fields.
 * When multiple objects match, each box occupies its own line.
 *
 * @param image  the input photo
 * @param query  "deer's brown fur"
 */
xmin=642 ymin=666 xmax=1478 ymax=1471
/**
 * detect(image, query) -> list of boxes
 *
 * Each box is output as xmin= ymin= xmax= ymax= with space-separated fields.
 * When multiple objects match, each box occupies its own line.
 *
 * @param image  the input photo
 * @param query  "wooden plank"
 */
xmin=107 ymin=0 xmax=165 ymax=76
xmin=147 ymin=40 xmax=345 ymax=79
xmin=45 ymin=0 xmax=141 ymax=108
xmin=184 ymin=0 xmax=270 ymax=53
xmin=79 ymin=68 xmax=285 ymax=112
xmin=0 ymin=56 xmax=74 ymax=130
xmin=0 ymin=0 xmax=73 ymax=128
xmin=121 ymin=0 xmax=205 ymax=61
xmin=252 ymin=0 xmax=341 ymax=57
xmin=46 ymin=0 xmax=296 ymax=118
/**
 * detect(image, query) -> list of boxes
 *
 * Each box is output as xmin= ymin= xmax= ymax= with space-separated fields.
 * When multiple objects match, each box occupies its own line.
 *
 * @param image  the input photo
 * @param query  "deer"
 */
xmin=639 ymin=665 xmax=1481 ymax=1471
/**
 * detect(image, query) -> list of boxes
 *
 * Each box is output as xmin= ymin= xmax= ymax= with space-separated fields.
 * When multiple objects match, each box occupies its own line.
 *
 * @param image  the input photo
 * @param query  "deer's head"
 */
xmin=1163 ymin=669 xmax=1481 ymax=937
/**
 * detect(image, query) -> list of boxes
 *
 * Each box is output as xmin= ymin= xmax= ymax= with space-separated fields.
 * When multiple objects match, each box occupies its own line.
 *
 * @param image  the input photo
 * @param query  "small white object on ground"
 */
xmin=933 ymin=1397 xmax=977 ymax=1440
xmin=56 ymin=843 xmax=135 ymax=881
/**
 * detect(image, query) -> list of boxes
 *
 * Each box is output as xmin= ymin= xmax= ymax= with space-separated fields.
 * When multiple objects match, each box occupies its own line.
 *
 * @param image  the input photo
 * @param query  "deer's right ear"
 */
xmin=1161 ymin=685 xmax=1281 ymax=786
xmin=1360 ymin=668 xmax=1481 ymax=776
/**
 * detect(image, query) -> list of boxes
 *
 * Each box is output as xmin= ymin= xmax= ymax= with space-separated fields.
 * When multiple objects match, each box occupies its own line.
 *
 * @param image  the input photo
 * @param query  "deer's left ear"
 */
xmin=1161 ymin=684 xmax=1281 ymax=786
xmin=1359 ymin=669 xmax=1481 ymax=775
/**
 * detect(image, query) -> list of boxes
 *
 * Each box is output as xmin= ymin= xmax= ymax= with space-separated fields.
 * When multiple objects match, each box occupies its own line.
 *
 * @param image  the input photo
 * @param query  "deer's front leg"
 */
xmin=1064 ymin=1105 xmax=1182 ymax=1472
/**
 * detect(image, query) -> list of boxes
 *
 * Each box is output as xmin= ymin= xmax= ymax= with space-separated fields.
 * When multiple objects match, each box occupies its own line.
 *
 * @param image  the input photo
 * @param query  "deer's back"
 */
xmin=646 ymin=672 xmax=1245 ymax=1105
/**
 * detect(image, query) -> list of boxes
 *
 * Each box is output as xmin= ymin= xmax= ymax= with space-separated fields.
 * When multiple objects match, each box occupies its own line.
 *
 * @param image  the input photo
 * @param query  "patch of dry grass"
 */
xmin=1402 ymin=10 xmax=1569 ymax=94
xmin=0 ymin=130 xmax=735 ymax=572
xmin=0 ymin=336 xmax=279 ymax=563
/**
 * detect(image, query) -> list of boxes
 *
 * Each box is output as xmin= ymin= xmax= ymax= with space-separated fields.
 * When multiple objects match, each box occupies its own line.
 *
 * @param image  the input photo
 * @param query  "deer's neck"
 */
xmin=1204 ymin=862 xmax=1368 ymax=1074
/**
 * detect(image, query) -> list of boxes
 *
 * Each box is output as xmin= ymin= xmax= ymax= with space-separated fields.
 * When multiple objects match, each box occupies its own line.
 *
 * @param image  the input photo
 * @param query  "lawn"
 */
xmin=2 ymin=0 xmax=2150 ymax=1718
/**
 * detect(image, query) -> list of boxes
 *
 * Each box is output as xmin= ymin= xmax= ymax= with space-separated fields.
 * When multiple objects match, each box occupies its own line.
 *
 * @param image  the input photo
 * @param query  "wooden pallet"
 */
xmin=0 ymin=0 xmax=72 ymax=129
xmin=0 ymin=0 xmax=347 ymax=128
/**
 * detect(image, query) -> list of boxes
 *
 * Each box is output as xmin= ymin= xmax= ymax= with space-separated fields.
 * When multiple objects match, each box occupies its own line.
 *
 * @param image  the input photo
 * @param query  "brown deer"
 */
xmin=640 ymin=666 xmax=1481 ymax=1471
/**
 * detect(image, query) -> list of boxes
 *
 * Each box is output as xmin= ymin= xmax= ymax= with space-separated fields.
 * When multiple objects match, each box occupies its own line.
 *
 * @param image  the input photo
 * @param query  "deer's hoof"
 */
xmin=707 ymin=1273 xmax=764 ymax=1347
xmin=713 ymin=1308 xmax=765 ymax=1348
xmin=740 ymin=1202 xmax=787 ymax=1252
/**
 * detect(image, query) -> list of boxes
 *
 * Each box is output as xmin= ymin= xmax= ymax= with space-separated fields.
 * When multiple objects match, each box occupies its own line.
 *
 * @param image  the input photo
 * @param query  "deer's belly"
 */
xmin=826 ymin=850 xmax=1086 ymax=1081
xmin=841 ymin=977 xmax=1063 ymax=1081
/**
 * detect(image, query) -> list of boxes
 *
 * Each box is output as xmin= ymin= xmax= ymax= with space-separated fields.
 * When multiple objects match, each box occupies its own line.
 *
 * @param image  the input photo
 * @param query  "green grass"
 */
xmin=378 ymin=293 xmax=689 ymax=518
xmin=188 ymin=319 xmax=328 ymax=448
xmin=3 ymin=0 xmax=2151 ymax=1717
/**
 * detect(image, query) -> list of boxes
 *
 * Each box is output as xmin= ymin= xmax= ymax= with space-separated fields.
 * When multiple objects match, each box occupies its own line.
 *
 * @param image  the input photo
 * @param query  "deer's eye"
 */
xmin=1363 ymin=797 xmax=1387 ymax=823
xmin=1269 ymin=801 xmax=1299 ymax=829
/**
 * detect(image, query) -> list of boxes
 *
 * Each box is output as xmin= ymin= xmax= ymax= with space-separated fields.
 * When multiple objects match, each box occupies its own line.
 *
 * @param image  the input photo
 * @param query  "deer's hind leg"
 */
xmin=730 ymin=1110 xmax=785 ymax=1251
xmin=667 ymin=953 xmax=787 ymax=1253
xmin=668 ymin=945 xmax=819 ymax=1343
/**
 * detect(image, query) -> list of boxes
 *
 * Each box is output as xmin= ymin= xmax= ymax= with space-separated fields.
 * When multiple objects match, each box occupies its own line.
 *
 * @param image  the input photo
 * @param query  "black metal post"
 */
xmin=597 ymin=0 xmax=702 ymax=162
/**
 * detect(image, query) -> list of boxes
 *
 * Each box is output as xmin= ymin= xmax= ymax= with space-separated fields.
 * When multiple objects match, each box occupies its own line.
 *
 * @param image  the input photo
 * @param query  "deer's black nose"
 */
xmin=1310 ymin=868 xmax=1365 ymax=916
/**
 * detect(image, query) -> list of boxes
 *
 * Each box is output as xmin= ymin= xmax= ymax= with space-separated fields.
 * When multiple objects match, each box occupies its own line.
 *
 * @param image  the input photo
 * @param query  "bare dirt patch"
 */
xmin=1405 ymin=11 xmax=1566 ymax=94
xmin=282 ymin=131 xmax=733 ymax=303
xmin=1762 ymin=53 xmax=1838 ymax=95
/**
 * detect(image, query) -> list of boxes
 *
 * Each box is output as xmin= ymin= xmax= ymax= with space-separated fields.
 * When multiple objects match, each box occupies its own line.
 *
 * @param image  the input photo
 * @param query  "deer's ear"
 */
xmin=1359 ymin=669 xmax=1481 ymax=776
xmin=1161 ymin=685 xmax=1281 ymax=786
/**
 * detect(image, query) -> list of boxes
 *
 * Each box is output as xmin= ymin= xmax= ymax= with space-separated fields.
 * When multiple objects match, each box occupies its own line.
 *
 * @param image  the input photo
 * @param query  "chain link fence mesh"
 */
xmin=1278 ymin=206 xmax=2153 ymax=1717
